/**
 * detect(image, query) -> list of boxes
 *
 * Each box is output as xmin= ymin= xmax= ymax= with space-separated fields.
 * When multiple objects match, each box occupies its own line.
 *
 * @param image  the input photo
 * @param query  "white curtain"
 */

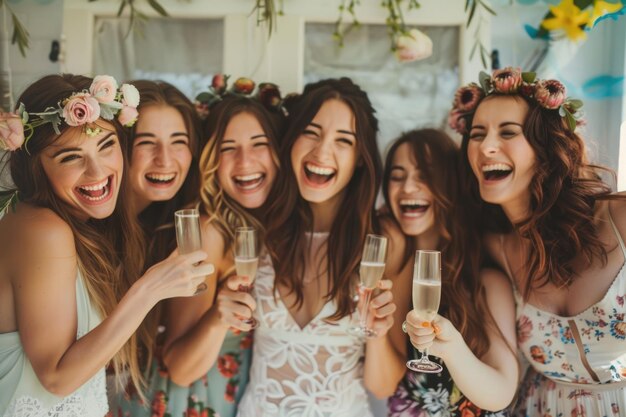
xmin=93 ymin=17 xmax=224 ymax=99
xmin=304 ymin=23 xmax=460 ymax=154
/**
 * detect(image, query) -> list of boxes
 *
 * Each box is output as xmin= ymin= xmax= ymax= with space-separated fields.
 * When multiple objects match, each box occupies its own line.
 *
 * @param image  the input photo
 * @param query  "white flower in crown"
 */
xmin=89 ymin=75 xmax=119 ymax=104
xmin=395 ymin=28 xmax=433 ymax=63
xmin=120 ymin=83 xmax=140 ymax=108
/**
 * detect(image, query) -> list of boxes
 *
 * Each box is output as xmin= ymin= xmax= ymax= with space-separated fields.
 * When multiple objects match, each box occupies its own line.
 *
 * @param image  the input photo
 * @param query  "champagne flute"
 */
xmin=406 ymin=250 xmax=443 ymax=373
xmin=348 ymin=234 xmax=387 ymax=338
xmin=174 ymin=209 xmax=206 ymax=295
xmin=234 ymin=227 xmax=259 ymax=329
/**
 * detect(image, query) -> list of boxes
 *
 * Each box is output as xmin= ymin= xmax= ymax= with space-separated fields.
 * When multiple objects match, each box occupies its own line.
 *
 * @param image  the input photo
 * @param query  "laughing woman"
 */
xmin=455 ymin=68 xmax=626 ymax=416
xmin=0 ymin=75 xmax=212 ymax=416
xmin=368 ymin=129 xmax=517 ymax=416
xmin=236 ymin=77 xmax=396 ymax=417
xmin=150 ymin=94 xmax=284 ymax=417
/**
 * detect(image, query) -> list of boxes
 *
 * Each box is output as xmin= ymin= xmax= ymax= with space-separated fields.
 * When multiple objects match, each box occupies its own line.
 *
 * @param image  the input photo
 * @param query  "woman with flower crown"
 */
xmin=236 ymin=77 xmax=397 ymax=417
xmin=445 ymin=67 xmax=626 ymax=416
xmin=0 ymin=74 xmax=213 ymax=417
xmin=371 ymin=128 xmax=517 ymax=417
xmin=105 ymin=79 xmax=203 ymax=416
xmin=118 ymin=78 xmax=285 ymax=417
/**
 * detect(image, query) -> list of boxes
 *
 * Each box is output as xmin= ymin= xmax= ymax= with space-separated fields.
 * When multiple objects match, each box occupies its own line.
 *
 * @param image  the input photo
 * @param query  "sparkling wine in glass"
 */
xmin=235 ymin=227 xmax=259 ymax=329
xmin=174 ymin=209 xmax=206 ymax=295
xmin=348 ymin=234 xmax=387 ymax=338
xmin=406 ymin=250 xmax=443 ymax=373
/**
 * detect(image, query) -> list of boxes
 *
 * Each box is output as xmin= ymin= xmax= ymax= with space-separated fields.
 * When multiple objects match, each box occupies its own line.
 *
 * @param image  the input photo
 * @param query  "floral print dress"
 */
xmin=387 ymin=334 xmax=509 ymax=417
xmin=109 ymin=329 xmax=252 ymax=417
xmin=512 ymin=213 xmax=626 ymax=417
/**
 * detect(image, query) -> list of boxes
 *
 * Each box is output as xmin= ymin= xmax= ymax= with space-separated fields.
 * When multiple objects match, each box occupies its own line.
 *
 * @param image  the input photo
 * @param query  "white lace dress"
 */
xmin=237 ymin=235 xmax=372 ymax=417
xmin=0 ymin=272 xmax=108 ymax=417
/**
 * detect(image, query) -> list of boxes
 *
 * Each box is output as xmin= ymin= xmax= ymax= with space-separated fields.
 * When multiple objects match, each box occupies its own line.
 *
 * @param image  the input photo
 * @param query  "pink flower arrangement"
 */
xmin=118 ymin=106 xmax=139 ymax=127
xmin=447 ymin=109 xmax=467 ymax=135
xmin=394 ymin=28 xmax=433 ymax=63
xmin=453 ymin=83 xmax=484 ymax=112
xmin=492 ymin=67 xmax=523 ymax=93
xmin=89 ymin=75 xmax=118 ymax=104
xmin=534 ymin=79 xmax=567 ymax=109
xmin=0 ymin=112 xmax=26 ymax=151
xmin=62 ymin=93 xmax=101 ymax=126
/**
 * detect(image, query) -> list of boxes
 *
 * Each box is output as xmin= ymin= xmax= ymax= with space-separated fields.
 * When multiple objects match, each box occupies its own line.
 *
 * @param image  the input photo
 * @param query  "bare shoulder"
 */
xmin=607 ymin=193 xmax=626 ymax=234
xmin=7 ymin=204 xmax=75 ymax=259
xmin=480 ymin=267 xmax=513 ymax=298
xmin=199 ymin=215 xmax=229 ymax=275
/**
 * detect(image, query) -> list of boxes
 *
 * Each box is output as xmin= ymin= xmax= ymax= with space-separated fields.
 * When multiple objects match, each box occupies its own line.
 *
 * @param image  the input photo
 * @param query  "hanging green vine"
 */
xmin=466 ymin=0 xmax=496 ymax=68
xmin=253 ymin=0 xmax=284 ymax=35
xmin=1 ymin=0 xmax=30 ymax=57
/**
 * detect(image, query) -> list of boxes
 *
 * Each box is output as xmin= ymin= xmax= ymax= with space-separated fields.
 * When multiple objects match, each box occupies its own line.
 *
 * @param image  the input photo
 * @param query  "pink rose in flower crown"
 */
xmin=118 ymin=106 xmax=139 ymax=127
xmin=89 ymin=75 xmax=118 ymax=104
xmin=394 ymin=28 xmax=433 ymax=63
xmin=212 ymin=74 xmax=228 ymax=94
xmin=62 ymin=93 xmax=101 ymax=126
xmin=0 ymin=112 xmax=25 ymax=151
xmin=447 ymin=109 xmax=467 ymax=135
xmin=491 ymin=67 xmax=522 ymax=93
xmin=120 ymin=83 xmax=140 ymax=108
xmin=453 ymin=83 xmax=484 ymax=112
xmin=534 ymin=79 xmax=566 ymax=109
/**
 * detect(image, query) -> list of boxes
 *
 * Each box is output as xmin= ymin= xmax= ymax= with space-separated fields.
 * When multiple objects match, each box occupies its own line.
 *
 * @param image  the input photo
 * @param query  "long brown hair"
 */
xmin=199 ymin=95 xmax=283 ymax=254
xmin=9 ymin=74 xmax=147 ymax=392
xmin=382 ymin=129 xmax=490 ymax=356
xmin=460 ymin=94 xmax=613 ymax=300
xmin=265 ymin=77 xmax=383 ymax=321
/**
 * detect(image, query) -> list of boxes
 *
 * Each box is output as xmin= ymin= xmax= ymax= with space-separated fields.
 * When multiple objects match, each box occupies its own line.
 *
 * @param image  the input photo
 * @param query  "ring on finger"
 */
xmin=402 ymin=320 xmax=408 ymax=333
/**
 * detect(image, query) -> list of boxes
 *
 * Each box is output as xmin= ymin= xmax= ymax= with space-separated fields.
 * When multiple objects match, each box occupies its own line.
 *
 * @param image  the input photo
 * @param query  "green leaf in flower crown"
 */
xmin=0 ymin=190 xmax=19 ymax=215
xmin=568 ymin=99 xmax=583 ymax=110
xmin=562 ymin=106 xmax=576 ymax=131
xmin=99 ymin=104 xmax=115 ymax=121
xmin=479 ymin=71 xmax=491 ymax=92
xmin=522 ymin=72 xmax=536 ymax=83
xmin=195 ymin=92 xmax=213 ymax=103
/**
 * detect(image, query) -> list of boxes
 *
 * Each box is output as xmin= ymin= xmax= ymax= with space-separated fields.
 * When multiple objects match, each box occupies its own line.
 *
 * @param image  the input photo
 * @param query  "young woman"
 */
xmin=0 ymin=74 xmax=212 ymax=416
xmin=369 ymin=129 xmax=517 ymax=416
xmin=454 ymin=67 xmax=626 ymax=415
xmin=107 ymin=79 xmax=203 ymax=416
xmin=235 ymin=77 xmax=396 ymax=417
xmin=138 ymin=94 xmax=284 ymax=417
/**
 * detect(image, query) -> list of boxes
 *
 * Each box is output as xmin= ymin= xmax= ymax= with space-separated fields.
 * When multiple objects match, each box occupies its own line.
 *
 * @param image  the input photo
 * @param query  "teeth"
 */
xmin=235 ymin=173 xmax=263 ymax=182
xmin=79 ymin=178 xmax=108 ymax=191
xmin=482 ymin=163 xmax=512 ymax=172
xmin=146 ymin=173 xmax=176 ymax=181
xmin=305 ymin=163 xmax=335 ymax=176
xmin=400 ymin=199 xmax=429 ymax=206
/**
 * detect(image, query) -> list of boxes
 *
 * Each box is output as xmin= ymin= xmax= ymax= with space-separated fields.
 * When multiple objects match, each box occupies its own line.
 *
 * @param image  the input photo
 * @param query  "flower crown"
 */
xmin=448 ymin=67 xmax=584 ymax=135
xmin=194 ymin=74 xmax=285 ymax=119
xmin=0 ymin=75 xmax=140 ymax=153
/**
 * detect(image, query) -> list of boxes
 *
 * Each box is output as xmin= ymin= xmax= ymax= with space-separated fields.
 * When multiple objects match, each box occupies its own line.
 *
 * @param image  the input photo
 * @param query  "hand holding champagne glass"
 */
xmin=235 ymin=227 xmax=259 ymax=329
xmin=349 ymin=234 xmax=387 ymax=338
xmin=406 ymin=250 xmax=443 ymax=373
xmin=174 ymin=208 xmax=207 ymax=295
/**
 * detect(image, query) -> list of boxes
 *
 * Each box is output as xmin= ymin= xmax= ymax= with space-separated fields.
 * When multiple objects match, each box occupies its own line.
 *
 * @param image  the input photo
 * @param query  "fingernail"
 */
xmin=433 ymin=324 xmax=441 ymax=334
xmin=421 ymin=321 xmax=431 ymax=328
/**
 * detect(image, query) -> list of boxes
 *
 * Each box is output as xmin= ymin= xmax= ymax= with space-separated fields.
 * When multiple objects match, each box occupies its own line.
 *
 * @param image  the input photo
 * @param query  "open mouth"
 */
xmin=233 ymin=172 xmax=265 ymax=191
xmin=75 ymin=175 xmax=113 ymax=203
xmin=304 ymin=162 xmax=336 ymax=185
xmin=482 ymin=163 xmax=513 ymax=182
xmin=145 ymin=172 xmax=176 ymax=186
xmin=399 ymin=199 xmax=430 ymax=216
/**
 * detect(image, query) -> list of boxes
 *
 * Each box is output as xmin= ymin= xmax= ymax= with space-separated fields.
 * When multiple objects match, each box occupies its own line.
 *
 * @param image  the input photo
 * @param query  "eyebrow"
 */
xmin=134 ymin=132 xmax=189 ymax=139
xmin=308 ymin=122 xmax=356 ymax=137
xmin=221 ymin=134 xmax=268 ymax=145
xmin=52 ymin=132 xmax=115 ymax=158
xmin=471 ymin=121 xmax=523 ymax=131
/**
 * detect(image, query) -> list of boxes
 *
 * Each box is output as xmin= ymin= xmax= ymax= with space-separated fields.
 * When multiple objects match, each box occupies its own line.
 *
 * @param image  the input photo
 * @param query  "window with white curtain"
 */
xmin=93 ymin=18 xmax=224 ymax=99
xmin=304 ymin=23 xmax=459 ymax=154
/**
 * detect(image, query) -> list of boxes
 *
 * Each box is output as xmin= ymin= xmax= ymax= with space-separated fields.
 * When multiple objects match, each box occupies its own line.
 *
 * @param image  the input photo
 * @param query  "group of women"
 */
xmin=0 ymin=67 xmax=624 ymax=417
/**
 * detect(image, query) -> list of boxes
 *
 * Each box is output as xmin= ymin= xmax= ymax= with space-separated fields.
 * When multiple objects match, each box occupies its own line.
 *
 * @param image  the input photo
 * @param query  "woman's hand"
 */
xmin=404 ymin=312 xmax=460 ymax=360
xmin=214 ymin=274 xmax=257 ymax=332
xmin=138 ymin=250 xmax=215 ymax=304
xmin=364 ymin=279 xmax=396 ymax=338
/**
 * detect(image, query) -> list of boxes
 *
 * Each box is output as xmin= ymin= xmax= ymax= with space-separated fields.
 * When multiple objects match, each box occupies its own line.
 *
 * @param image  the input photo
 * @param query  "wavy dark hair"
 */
xmin=265 ymin=77 xmax=383 ymax=321
xmin=382 ymin=129 xmax=491 ymax=356
xmin=460 ymin=94 xmax=613 ymax=300
xmin=199 ymin=95 xmax=284 ymax=254
xmin=9 ymin=74 xmax=147 ymax=393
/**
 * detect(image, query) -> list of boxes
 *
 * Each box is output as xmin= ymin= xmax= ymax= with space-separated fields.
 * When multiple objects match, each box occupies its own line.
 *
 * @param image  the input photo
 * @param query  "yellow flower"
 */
xmin=541 ymin=0 xmax=591 ymax=41
xmin=588 ymin=0 xmax=624 ymax=27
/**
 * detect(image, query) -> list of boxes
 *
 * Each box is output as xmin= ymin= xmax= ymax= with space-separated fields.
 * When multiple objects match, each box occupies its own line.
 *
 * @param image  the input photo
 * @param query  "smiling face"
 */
xmin=466 ymin=96 xmax=536 ymax=218
xmin=387 ymin=142 xmax=436 ymax=236
xmin=290 ymin=99 xmax=358 ymax=207
xmin=40 ymin=122 xmax=123 ymax=220
xmin=216 ymin=111 xmax=277 ymax=209
xmin=129 ymin=105 xmax=192 ymax=212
